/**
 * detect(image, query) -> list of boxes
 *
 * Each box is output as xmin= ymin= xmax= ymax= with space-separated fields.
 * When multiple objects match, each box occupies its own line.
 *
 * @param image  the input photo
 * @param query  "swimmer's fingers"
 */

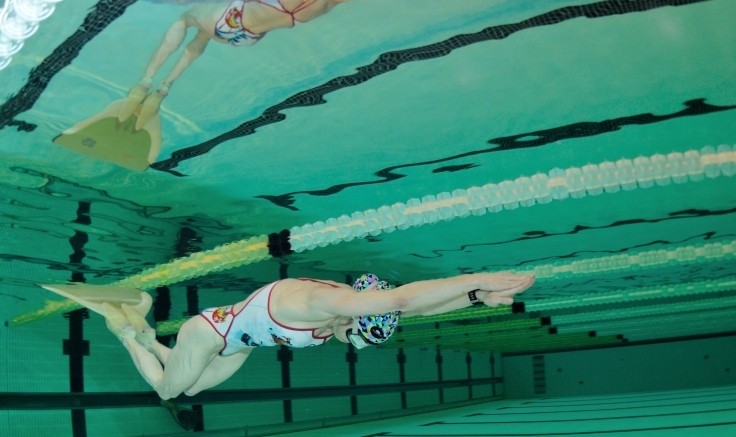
xmin=481 ymin=275 xmax=534 ymax=308
xmin=483 ymin=292 xmax=515 ymax=308
xmin=495 ymin=279 xmax=535 ymax=297
xmin=479 ymin=273 xmax=535 ymax=293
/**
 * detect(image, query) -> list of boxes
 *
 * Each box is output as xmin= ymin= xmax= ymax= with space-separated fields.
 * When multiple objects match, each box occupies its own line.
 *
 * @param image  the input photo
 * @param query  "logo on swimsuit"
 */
xmin=270 ymin=333 xmax=292 ymax=346
xmin=225 ymin=7 xmax=242 ymax=28
xmin=240 ymin=332 xmax=261 ymax=347
xmin=212 ymin=306 xmax=230 ymax=323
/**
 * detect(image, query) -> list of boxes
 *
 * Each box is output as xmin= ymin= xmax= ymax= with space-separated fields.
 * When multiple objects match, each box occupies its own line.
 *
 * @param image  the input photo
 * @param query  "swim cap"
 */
xmin=347 ymin=273 xmax=400 ymax=349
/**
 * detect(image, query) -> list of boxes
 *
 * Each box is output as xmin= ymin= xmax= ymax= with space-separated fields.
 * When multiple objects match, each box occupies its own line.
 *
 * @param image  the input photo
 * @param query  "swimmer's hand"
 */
xmin=476 ymin=273 xmax=535 ymax=307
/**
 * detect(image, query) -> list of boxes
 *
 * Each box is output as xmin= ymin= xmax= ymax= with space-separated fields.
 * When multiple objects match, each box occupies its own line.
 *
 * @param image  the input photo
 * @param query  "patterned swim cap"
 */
xmin=353 ymin=273 xmax=391 ymax=292
xmin=348 ymin=273 xmax=400 ymax=349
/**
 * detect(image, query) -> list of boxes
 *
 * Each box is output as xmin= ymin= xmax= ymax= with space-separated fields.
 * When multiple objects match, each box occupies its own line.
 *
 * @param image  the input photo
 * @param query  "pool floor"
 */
xmin=152 ymin=384 xmax=736 ymax=437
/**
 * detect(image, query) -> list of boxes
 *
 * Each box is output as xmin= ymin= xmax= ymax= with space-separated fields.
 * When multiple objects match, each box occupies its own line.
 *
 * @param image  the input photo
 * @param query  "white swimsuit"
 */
xmin=214 ymin=0 xmax=312 ymax=46
xmin=200 ymin=280 xmax=333 ymax=356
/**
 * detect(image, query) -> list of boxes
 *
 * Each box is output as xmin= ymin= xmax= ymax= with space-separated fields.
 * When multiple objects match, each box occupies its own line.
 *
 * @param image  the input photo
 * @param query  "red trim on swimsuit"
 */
xmin=199 ymin=287 xmax=258 ymax=353
xmin=199 ymin=306 xmax=237 ymax=353
xmin=296 ymin=277 xmax=340 ymax=287
xmin=258 ymin=0 xmax=319 ymax=27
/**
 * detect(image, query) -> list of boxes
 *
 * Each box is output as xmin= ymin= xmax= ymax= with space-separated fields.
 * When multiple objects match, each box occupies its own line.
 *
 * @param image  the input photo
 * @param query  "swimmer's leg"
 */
xmin=119 ymin=12 xmax=190 ymax=124
xmin=107 ymin=300 xmax=226 ymax=400
xmin=182 ymin=350 xmax=251 ymax=396
xmin=120 ymin=297 xmax=155 ymax=347
xmin=135 ymin=30 xmax=211 ymax=131
xmin=103 ymin=302 xmax=136 ymax=340
xmin=159 ymin=29 xmax=211 ymax=89
xmin=143 ymin=14 xmax=191 ymax=86
xmin=103 ymin=304 xmax=206 ymax=399
xmin=120 ymin=333 xmax=167 ymax=392
xmin=152 ymin=316 xmax=223 ymax=400
xmin=118 ymin=296 xmax=203 ymax=429
xmin=104 ymin=303 xmax=167 ymax=388
xmin=121 ymin=301 xmax=172 ymax=365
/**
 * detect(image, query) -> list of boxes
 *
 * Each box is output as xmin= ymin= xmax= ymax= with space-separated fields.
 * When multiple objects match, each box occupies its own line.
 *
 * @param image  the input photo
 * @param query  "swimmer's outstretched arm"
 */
xmin=309 ymin=273 xmax=535 ymax=319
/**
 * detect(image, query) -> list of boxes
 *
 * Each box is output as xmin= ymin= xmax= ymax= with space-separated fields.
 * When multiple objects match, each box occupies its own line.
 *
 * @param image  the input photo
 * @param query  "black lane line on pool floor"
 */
xmin=491 ymin=391 xmax=736 ymax=410
xmin=365 ymin=420 xmax=736 ymax=437
xmin=514 ymin=384 xmax=736 ymax=405
xmin=407 ymin=207 xmax=736 ymax=262
xmin=0 ymin=0 xmax=715 ymax=179
xmin=462 ymin=396 xmax=736 ymax=416
xmin=148 ymin=0 xmax=713 ymax=175
xmin=0 ymin=0 xmax=139 ymax=130
xmin=428 ymin=406 xmax=736 ymax=425
xmin=254 ymin=98 xmax=735 ymax=211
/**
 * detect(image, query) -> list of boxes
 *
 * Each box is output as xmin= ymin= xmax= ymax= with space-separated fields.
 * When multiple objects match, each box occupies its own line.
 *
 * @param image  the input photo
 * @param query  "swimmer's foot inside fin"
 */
xmin=161 ymin=400 xmax=202 ymax=431
xmin=39 ymin=283 xmax=146 ymax=317
xmin=53 ymin=99 xmax=162 ymax=172
xmin=136 ymin=91 xmax=166 ymax=131
xmin=121 ymin=299 xmax=157 ymax=349
xmin=118 ymin=84 xmax=149 ymax=123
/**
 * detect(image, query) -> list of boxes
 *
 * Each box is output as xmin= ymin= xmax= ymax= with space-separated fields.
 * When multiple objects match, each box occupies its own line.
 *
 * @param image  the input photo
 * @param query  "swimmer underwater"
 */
xmin=104 ymin=272 xmax=535 ymax=400
xmin=120 ymin=0 xmax=350 ymax=130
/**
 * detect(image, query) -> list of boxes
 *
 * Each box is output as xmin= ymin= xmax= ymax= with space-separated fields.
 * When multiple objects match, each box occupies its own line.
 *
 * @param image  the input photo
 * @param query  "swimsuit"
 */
xmin=215 ymin=0 xmax=316 ymax=46
xmin=200 ymin=279 xmax=334 ymax=356
xmin=214 ymin=0 xmax=263 ymax=46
